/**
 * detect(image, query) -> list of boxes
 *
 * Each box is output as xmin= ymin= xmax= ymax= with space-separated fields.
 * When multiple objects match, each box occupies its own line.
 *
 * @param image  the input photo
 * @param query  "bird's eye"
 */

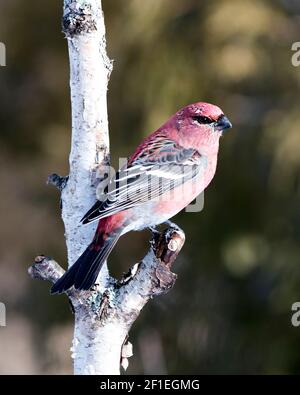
xmin=192 ymin=115 xmax=212 ymax=125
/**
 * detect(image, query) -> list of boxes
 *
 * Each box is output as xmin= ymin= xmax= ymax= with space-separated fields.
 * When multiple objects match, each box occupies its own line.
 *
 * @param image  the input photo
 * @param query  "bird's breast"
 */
xmin=126 ymin=153 xmax=218 ymax=231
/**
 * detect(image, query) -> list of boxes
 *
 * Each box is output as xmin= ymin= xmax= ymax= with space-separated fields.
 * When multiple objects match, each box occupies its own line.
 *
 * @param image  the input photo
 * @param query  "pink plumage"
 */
xmin=51 ymin=102 xmax=232 ymax=293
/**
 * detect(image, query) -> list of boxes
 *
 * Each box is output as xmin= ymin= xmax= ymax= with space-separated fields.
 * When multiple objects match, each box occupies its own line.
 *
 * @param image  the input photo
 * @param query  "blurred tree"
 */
xmin=0 ymin=0 xmax=300 ymax=374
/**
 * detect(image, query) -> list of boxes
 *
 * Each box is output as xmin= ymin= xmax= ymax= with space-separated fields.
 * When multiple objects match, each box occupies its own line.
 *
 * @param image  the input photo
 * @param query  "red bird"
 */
xmin=51 ymin=102 xmax=232 ymax=293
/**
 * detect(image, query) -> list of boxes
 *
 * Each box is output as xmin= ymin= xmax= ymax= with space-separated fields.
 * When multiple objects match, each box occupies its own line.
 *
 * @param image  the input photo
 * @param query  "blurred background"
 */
xmin=0 ymin=0 xmax=300 ymax=374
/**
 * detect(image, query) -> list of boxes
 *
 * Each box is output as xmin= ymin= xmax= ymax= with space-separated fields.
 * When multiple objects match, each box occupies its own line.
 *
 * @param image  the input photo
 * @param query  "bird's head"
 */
xmin=169 ymin=102 xmax=232 ymax=151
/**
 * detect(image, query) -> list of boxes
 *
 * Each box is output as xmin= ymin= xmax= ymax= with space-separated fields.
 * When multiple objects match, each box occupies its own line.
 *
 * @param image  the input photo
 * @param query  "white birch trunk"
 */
xmin=29 ymin=0 xmax=185 ymax=375
xmin=61 ymin=0 xmax=111 ymax=282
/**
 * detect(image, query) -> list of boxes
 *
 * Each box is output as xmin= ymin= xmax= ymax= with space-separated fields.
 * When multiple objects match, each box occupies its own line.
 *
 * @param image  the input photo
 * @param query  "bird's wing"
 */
xmin=81 ymin=137 xmax=207 ymax=224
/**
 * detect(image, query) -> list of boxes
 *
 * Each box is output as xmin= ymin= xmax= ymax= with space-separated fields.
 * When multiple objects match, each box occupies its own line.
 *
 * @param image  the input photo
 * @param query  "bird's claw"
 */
xmin=163 ymin=220 xmax=181 ymax=232
xmin=148 ymin=226 xmax=160 ymax=236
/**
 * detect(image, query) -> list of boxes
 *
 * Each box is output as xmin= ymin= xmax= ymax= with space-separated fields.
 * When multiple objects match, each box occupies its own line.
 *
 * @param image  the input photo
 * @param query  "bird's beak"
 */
xmin=215 ymin=115 xmax=232 ymax=132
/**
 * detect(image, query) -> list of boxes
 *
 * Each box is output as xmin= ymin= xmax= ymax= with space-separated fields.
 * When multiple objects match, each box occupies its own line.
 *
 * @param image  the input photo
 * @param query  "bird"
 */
xmin=51 ymin=102 xmax=232 ymax=294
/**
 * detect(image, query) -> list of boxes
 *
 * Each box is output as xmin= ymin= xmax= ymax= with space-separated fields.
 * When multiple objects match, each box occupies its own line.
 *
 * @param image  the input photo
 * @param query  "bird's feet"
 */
xmin=163 ymin=220 xmax=181 ymax=232
xmin=148 ymin=226 xmax=160 ymax=236
xmin=148 ymin=221 xmax=181 ymax=235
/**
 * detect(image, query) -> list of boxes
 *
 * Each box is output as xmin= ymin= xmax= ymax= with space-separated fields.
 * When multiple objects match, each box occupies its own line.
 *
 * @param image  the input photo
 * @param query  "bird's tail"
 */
xmin=51 ymin=227 xmax=121 ymax=294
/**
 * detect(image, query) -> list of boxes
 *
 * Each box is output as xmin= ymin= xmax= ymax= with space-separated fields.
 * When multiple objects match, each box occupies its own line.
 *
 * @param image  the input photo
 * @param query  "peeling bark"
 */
xmin=29 ymin=226 xmax=185 ymax=374
xmin=29 ymin=0 xmax=186 ymax=375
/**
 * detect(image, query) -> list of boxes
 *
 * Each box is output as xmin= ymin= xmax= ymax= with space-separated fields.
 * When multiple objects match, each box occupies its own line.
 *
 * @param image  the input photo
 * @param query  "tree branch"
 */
xmin=29 ymin=225 xmax=185 ymax=374
xmin=116 ymin=227 xmax=185 ymax=320
xmin=61 ymin=0 xmax=112 ymax=272
xmin=29 ymin=0 xmax=186 ymax=375
xmin=47 ymin=173 xmax=68 ymax=191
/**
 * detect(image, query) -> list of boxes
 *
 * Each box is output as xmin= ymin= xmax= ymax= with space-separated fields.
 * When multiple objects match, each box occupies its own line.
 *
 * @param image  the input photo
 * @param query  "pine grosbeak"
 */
xmin=52 ymin=102 xmax=232 ymax=293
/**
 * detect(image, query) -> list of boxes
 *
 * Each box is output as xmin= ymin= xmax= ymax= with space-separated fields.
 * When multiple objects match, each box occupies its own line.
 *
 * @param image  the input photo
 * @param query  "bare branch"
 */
xmin=28 ymin=224 xmax=185 ymax=374
xmin=28 ymin=256 xmax=79 ymax=302
xmin=115 ymin=225 xmax=185 ymax=329
xmin=28 ymin=255 xmax=65 ymax=283
xmin=29 ymin=0 xmax=186 ymax=375
xmin=61 ymin=0 xmax=112 ymax=270
xmin=47 ymin=173 xmax=68 ymax=191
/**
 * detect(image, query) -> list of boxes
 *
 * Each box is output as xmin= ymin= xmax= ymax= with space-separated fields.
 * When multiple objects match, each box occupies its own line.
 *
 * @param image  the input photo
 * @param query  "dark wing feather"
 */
xmin=81 ymin=138 xmax=206 ymax=224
